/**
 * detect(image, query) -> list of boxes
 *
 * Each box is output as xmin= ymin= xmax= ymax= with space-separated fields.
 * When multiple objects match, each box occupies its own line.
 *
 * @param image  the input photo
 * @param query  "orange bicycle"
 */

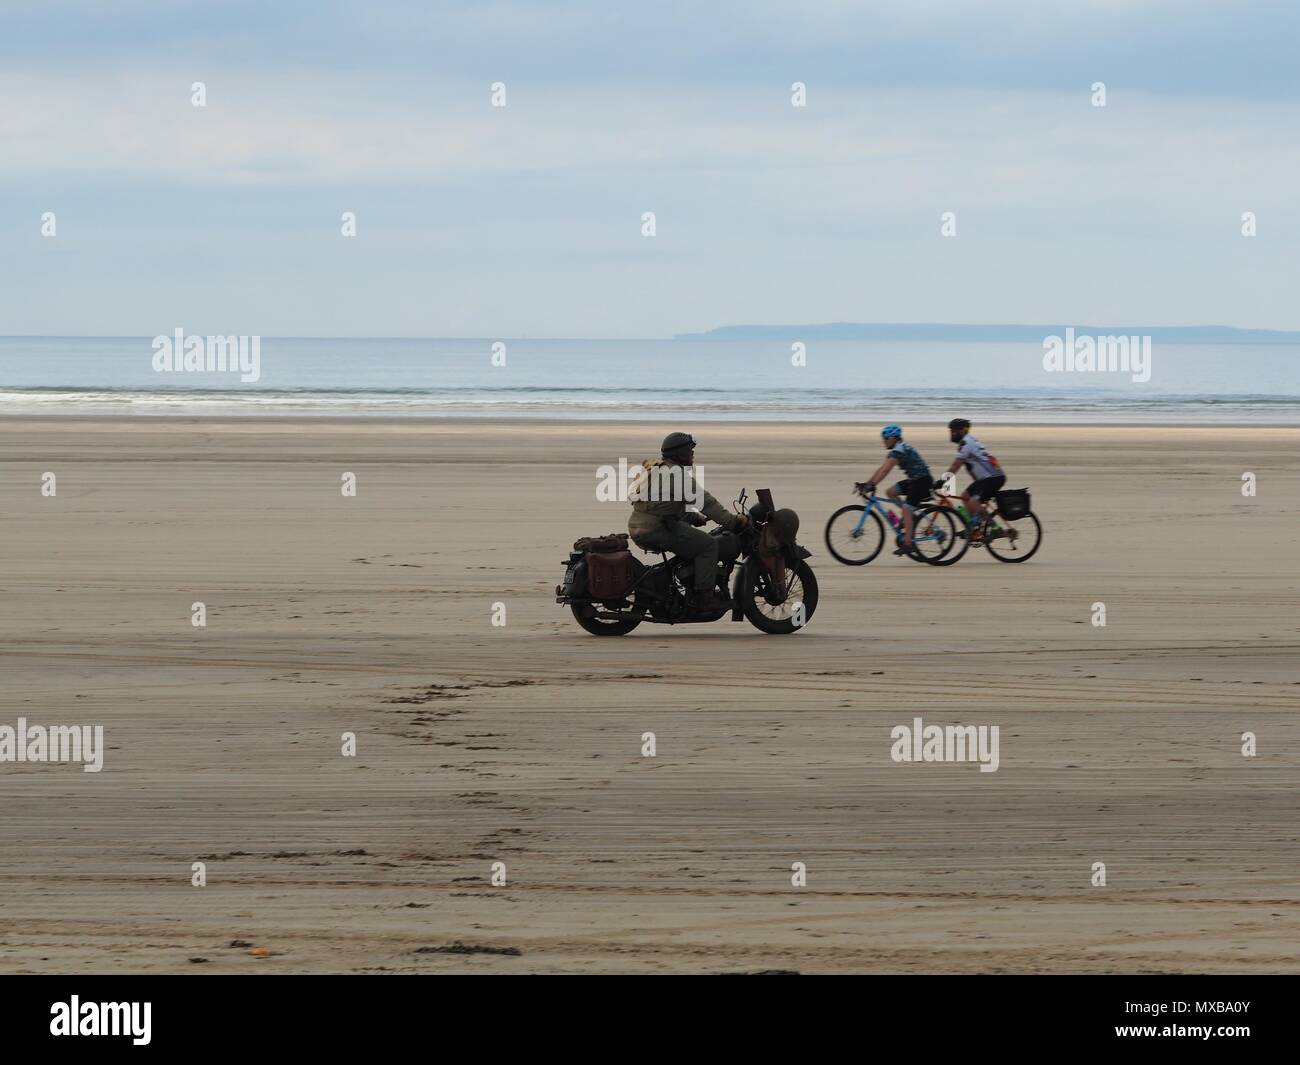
xmin=929 ymin=484 xmax=1043 ymax=564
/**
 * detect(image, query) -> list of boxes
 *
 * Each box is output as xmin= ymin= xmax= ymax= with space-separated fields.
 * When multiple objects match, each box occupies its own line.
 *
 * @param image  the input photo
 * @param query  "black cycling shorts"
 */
xmin=968 ymin=474 xmax=1006 ymax=501
xmin=895 ymin=475 xmax=934 ymax=507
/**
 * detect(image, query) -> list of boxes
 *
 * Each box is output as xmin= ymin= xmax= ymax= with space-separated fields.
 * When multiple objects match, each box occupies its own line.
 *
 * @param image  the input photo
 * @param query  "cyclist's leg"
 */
xmin=889 ymin=481 xmax=914 ymax=545
xmin=902 ymin=476 xmax=933 ymax=545
xmin=967 ymin=476 xmax=1004 ymax=523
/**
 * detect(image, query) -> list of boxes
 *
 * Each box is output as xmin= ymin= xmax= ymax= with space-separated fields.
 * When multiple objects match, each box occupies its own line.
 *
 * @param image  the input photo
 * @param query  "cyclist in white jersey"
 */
xmin=942 ymin=418 xmax=1005 ymax=535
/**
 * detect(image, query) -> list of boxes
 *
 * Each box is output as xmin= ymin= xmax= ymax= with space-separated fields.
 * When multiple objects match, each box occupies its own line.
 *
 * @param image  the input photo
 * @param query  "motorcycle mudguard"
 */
xmin=561 ymin=557 xmax=588 ymax=599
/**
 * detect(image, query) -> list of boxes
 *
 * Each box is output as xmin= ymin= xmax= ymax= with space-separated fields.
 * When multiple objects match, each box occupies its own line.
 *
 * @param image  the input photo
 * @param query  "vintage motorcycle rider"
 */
xmin=627 ymin=432 xmax=748 ymax=612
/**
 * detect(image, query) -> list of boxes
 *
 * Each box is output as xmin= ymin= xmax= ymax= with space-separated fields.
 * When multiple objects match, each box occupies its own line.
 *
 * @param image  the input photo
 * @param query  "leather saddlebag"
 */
xmin=586 ymin=549 xmax=636 ymax=599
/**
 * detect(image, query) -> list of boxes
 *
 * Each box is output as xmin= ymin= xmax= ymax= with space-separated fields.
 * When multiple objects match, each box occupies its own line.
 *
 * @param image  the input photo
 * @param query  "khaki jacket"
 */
xmin=627 ymin=458 xmax=737 ymax=537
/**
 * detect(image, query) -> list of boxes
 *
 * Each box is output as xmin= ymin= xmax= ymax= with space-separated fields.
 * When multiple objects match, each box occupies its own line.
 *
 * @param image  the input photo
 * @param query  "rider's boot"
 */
xmin=691 ymin=582 xmax=731 ymax=613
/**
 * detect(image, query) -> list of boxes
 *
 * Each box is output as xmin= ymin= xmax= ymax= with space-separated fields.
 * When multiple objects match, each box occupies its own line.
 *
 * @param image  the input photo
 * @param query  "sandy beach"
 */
xmin=0 ymin=417 xmax=1295 ymax=974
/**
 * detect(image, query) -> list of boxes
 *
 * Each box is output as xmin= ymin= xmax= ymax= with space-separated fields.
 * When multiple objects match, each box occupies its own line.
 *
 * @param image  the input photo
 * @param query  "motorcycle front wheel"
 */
xmin=743 ymin=559 xmax=818 ymax=634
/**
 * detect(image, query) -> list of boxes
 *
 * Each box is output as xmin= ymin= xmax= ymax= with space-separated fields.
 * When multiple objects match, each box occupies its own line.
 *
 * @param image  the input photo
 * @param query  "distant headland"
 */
xmin=674 ymin=323 xmax=1300 ymax=344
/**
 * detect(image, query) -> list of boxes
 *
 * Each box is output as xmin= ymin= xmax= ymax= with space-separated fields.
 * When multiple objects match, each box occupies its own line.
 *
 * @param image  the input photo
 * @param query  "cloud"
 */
xmin=5 ymin=1 xmax=1300 ymax=97
xmin=2 ymin=2 xmax=1298 ymax=335
xmin=4 ymin=71 xmax=1297 ymax=214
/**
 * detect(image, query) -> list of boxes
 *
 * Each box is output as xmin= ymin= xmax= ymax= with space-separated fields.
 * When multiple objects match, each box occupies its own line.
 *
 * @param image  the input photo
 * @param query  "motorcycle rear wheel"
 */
xmin=570 ymin=604 xmax=643 ymax=636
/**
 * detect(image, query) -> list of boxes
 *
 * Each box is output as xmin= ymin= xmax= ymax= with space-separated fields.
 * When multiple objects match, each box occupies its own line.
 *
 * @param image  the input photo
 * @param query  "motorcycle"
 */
xmin=556 ymin=489 xmax=819 ymax=636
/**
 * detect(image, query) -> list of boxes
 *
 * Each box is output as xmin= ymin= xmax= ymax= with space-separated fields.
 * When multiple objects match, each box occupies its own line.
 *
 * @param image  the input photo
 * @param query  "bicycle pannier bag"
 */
xmin=996 ymin=488 xmax=1030 ymax=521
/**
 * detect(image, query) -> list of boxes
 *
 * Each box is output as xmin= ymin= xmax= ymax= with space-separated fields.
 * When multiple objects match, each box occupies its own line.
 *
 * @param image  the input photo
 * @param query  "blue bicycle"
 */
xmin=824 ymin=484 xmax=961 ymax=566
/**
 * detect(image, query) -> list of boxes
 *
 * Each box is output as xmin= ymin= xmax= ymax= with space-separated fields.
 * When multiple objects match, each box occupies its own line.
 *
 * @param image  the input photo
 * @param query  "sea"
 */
xmin=1 ymin=336 xmax=1297 ymax=422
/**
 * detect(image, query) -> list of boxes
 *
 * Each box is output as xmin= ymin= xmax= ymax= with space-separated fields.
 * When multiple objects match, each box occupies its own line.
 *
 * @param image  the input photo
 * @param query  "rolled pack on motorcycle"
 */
xmin=556 ymin=489 xmax=818 ymax=636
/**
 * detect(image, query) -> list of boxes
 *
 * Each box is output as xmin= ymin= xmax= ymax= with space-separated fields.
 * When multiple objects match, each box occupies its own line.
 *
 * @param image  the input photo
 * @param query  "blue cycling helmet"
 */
xmin=881 ymin=424 xmax=903 ymax=441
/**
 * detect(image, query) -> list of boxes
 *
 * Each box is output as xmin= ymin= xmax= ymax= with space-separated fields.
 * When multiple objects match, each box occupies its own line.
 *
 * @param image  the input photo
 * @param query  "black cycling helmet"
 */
xmin=661 ymin=431 xmax=697 ymax=461
xmin=948 ymin=418 xmax=971 ymax=431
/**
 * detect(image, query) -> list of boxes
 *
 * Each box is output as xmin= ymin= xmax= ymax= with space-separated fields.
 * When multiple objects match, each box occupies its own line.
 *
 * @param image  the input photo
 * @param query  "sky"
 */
xmin=2 ymin=0 xmax=1298 ymax=338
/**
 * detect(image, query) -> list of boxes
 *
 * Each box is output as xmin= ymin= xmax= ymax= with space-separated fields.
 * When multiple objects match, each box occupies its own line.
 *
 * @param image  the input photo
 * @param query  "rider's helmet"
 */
xmin=881 ymin=424 xmax=903 ymax=442
xmin=661 ymin=431 xmax=697 ymax=463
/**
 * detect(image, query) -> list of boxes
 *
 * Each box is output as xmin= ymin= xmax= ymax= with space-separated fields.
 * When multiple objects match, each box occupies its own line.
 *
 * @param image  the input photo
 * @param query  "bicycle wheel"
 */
xmin=928 ymin=505 xmax=972 ymax=566
xmin=984 ymin=509 xmax=1043 ymax=562
xmin=907 ymin=504 xmax=961 ymax=565
xmin=824 ymin=505 xmax=886 ymax=565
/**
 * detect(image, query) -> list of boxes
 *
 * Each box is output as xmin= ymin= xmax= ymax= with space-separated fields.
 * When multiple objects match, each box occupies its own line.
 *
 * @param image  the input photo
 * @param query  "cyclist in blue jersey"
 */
xmin=857 ymin=424 xmax=933 ymax=554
